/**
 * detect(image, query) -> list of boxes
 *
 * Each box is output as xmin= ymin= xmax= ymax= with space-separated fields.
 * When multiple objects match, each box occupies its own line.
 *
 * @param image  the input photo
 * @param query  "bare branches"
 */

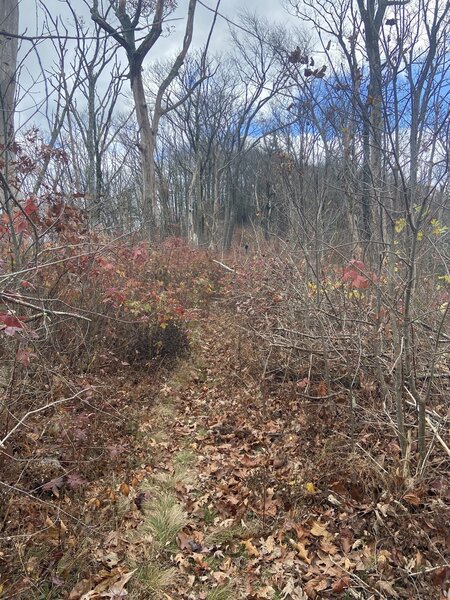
xmin=0 ymin=291 xmax=92 ymax=322
xmin=0 ymin=388 xmax=92 ymax=448
xmin=90 ymin=4 xmax=128 ymax=48
xmin=152 ymin=0 xmax=198 ymax=124
xmin=133 ymin=0 xmax=165 ymax=70
xmin=0 ymin=29 xmax=109 ymax=42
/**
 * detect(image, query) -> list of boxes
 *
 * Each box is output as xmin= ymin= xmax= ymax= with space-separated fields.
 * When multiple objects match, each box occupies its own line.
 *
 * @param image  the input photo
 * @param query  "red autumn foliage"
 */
xmin=342 ymin=259 xmax=377 ymax=290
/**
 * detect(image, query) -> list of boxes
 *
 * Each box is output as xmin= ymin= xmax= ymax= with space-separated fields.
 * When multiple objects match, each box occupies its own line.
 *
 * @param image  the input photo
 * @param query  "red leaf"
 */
xmin=353 ymin=274 xmax=369 ymax=289
xmin=15 ymin=219 xmax=28 ymax=234
xmin=23 ymin=197 xmax=38 ymax=217
xmin=67 ymin=473 xmax=87 ymax=489
xmin=16 ymin=348 xmax=34 ymax=366
xmin=332 ymin=577 xmax=350 ymax=592
xmin=343 ymin=259 xmax=376 ymax=290
xmin=0 ymin=313 xmax=24 ymax=327
xmin=350 ymin=259 xmax=366 ymax=271
xmin=0 ymin=313 xmax=25 ymax=336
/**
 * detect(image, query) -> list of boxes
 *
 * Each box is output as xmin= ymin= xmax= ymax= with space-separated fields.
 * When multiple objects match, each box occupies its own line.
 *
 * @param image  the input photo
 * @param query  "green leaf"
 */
xmin=438 ymin=275 xmax=450 ymax=284
xmin=395 ymin=218 xmax=406 ymax=233
xmin=431 ymin=218 xmax=449 ymax=236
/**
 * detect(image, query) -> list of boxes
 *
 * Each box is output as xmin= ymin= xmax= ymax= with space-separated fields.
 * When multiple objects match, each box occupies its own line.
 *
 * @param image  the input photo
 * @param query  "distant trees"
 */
xmin=152 ymin=15 xmax=303 ymax=249
xmin=158 ymin=54 xmax=232 ymax=243
xmin=2 ymin=0 xmax=448 ymax=260
xmin=65 ymin=11 xmax=124 ymax=223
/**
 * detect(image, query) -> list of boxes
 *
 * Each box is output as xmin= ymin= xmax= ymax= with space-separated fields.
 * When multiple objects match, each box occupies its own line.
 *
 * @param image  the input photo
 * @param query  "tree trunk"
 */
xmin=131 ymin=70 xmax=155 ymax=231
xmin=222 ymin=197 xmax=235 ymax=252
xmin=361 ymin=115 xmax=372 ymax=243
xmin=357 ymin=0 xmax=390 ymax=255
xmin=0 ymin=1 xmax=19 ymax=165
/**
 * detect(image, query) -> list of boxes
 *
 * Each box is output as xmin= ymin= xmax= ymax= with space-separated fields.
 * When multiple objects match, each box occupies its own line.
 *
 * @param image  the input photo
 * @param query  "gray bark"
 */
xmin=92 ymin=0 xmax=197 ymax=234
xmin=0 ymin=1 xmax=19 ymax=163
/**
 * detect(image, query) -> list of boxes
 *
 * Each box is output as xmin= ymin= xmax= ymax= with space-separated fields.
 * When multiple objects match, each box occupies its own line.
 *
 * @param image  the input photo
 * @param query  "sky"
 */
xmin=18 ymin=1 xmax=292 ymax=52
xmin=12 ymin=0 xmax=297 ymax=130
xmin=18 ymin=0 xmax=294 ymax=67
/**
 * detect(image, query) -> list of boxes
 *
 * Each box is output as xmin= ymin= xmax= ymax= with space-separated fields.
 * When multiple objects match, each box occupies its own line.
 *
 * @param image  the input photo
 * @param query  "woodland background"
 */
xmin=0 ymin=1 xmax=449 ymax=598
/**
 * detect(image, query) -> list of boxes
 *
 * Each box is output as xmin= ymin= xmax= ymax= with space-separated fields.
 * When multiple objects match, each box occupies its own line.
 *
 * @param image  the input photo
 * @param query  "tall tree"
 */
xmin=0 ymin=0 xmax=19 ymax=167
xmin=90 ymin=0 xmax=197 ymax=232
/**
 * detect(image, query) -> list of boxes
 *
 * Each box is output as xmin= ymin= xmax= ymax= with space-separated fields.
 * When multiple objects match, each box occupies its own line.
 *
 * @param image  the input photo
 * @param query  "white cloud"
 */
xmin=14 ymin=0 xmax=299 ymax=130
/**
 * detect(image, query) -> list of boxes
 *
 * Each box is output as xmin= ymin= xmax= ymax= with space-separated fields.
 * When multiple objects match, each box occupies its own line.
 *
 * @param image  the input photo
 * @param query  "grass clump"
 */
xmin=150 ymin=449 xmax=196 ymax=492
xmin=143 ymin=490 xmax=187 ymax=549
xmin=205 ymin=521 xmax=247 ymax=545
xmin=174 ymin=448 xmax=195 ymax=467
xmin=133 ymin=563 xmax=178 ymax=598
xmin=206 ymin=585 xmax=235 ymax=600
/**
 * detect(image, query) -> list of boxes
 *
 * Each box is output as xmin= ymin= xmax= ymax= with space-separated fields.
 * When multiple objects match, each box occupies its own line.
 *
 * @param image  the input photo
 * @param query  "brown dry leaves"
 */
xmin=3 ymin=259 xmax=449 ymax=600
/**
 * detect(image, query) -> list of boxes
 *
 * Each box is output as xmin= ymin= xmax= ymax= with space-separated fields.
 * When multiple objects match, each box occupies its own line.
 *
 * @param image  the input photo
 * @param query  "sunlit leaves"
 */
xmin=395 ymin=217 xmax=406 ymax=233
xmin=430 ymin=218 xmax=448 ymax=236
xmin=394 ymin=216 xmax=448 ymax=238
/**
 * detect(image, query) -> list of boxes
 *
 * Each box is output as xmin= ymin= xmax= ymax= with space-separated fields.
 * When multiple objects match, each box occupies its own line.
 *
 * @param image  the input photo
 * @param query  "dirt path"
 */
xmin=130 ymin=301 xmax=448 ymax=600
xmin=3 ymin=295 xmax=447 ymax=600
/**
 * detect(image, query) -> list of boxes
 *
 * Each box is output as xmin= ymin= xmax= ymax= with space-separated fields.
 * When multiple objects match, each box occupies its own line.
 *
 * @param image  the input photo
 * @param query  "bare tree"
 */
xmin=0 ymin=0 xmax=18 ymax=164
xmin=90 ymin=0 xmax=198 ymax=232
xmin=283 ymin=0 xmax=450 ymax=464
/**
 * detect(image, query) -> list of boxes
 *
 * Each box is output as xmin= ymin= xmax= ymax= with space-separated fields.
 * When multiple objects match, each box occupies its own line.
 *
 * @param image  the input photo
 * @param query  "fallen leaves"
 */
xmin=332 ymin=575 xmax=350 ymax=593
xmin=69 ymin=568 xmax=136 ymax=599
xmin=242 ymin=539 xmax=260 ymax=558
xmin=118 ymin=482 xmax=130 ymax=496
xmin=289 ymin=538 xmax=311 ymax=564
xmin=273 ymin=453 xmax=288 ymax=469
xmin=304 ymin=576 xmax=329 ymax=598
xmin=402 ymin=490 xmax=422 ymax=507
xmin=309 ymin=521 xmax=330 ymax=538
xmin=304 ymin=482 xmax=317 ymax=495
xmin=3 ymin=258 xmax=448 ymax=600
xmin=375 ymin=579 xmax=400 ymax=598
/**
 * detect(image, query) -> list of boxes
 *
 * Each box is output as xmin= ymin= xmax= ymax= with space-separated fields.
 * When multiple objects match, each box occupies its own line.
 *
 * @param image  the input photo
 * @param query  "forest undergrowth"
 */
xmin=0 ymin=241 xmax=449 ymax=600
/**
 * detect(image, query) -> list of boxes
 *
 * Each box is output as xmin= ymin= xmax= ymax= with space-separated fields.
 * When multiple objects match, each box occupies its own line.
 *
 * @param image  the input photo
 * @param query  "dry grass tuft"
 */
xmin=206 ymin=585 xmax=235 ymax=600
xmin=132 ymin=563 xmax=178 ymax=598
xmin=142 ymin=490 xmax=187 ymax=549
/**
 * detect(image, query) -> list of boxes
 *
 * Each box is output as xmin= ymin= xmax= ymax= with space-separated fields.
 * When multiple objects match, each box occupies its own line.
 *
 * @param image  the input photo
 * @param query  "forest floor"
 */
xmin=1 ymin=272 xmax=449 ymax=600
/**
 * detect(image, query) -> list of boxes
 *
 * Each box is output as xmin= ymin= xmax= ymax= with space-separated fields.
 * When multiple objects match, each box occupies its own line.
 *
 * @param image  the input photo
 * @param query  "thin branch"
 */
xmin=0 ymin=29 xmax=109 ymax=42
xmin=0 ymin=292 xmax=92 ymax=322
xmin=0 ymin=388 xmax=91 ymax=448
xmin=212 ymin=259 xmax=238 ymax=273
